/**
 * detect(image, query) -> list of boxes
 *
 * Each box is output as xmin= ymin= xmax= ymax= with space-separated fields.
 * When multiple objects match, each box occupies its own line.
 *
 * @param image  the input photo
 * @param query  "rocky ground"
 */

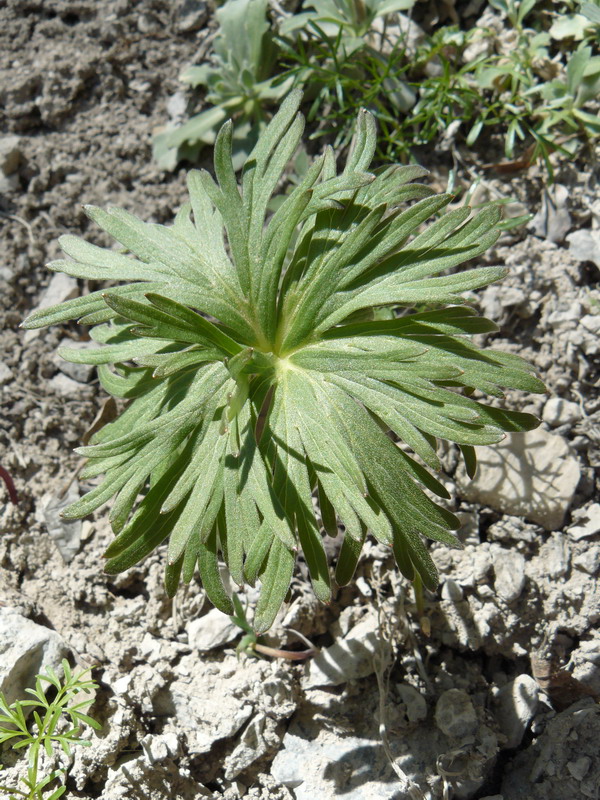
xmin=1 ymin=1 xmax=599 ymax=799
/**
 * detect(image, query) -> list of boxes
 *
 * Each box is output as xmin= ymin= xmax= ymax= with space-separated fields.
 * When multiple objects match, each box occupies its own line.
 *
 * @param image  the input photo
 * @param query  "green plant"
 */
xmin=0 ymin=660 xmax=100 ymax=800
xmin=405 ymin=28 xmax=486 ymax=148
xmin=466 ymin=2 xmax=552 ymax=153
xmin=488 ymin=0 xmax=537 ymax=30
xmin=153 ymin=0 xmax=293 ymax=171
xmin=278 ymin=23 xmax=416 ymax=159
xmin=580 ymin=0 xmax=600 ymax=26
xmin=279 ymin=0 xmax=600 ymax=175
xmin=280 ymin=0 xmax=416 ymax=50
xmin=469 ymin=0 xmax=600 ymax=171
xmin=531 ymin=44 xmax=600 ymax=136
xmin=22 ymin=91 xmax=544 ymax=632
xmin=550 ymin=0 xmax=600 ymax=39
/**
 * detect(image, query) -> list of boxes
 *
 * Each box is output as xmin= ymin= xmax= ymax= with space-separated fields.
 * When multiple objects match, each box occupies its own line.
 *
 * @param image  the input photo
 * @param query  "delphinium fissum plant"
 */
xmin=22 ymin=90 xmax=544 ymax=633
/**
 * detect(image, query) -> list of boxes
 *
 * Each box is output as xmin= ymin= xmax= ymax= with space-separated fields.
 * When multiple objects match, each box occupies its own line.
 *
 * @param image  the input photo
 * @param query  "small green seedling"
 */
xmin=22 ymin=91 xmax=544 ymax=633
xmin=0 ymin=659 xmax=100 ymax=800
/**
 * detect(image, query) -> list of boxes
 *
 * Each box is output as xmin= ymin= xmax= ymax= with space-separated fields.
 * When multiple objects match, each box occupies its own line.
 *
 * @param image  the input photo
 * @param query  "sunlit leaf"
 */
xmin=22 ymin=91 xmax=544 ymax=629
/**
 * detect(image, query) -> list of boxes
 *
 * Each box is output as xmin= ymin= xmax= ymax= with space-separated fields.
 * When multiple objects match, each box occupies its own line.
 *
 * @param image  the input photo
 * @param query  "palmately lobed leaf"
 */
xmin=21 ymin=89 xmax=545 ymax=632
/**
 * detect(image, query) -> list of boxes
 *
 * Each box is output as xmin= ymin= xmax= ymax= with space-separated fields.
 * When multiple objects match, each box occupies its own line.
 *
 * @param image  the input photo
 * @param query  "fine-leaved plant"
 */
xmin=0 ymin=660 xmax=100 ymax=800
xmin=278 ymin=17 xmax=416 ymax=159
xmin=22 ymin=91 xmax=544 ymax=632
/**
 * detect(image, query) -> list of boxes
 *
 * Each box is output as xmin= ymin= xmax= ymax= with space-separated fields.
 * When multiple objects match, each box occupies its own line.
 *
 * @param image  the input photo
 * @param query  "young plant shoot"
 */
xmin=22 ymin=91 xmax=544 ymax=632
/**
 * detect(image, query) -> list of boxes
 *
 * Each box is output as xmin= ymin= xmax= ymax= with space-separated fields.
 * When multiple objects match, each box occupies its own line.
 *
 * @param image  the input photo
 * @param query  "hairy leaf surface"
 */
xmin=22 ymin=90 xmax=544 ymax=631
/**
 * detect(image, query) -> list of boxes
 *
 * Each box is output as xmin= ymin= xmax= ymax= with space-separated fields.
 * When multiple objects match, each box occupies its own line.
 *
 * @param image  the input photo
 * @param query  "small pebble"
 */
xmin=441 ymin=578 xmax=463 ymax=602
xmin=493 ymin=674 xmax=539 ymax=749
xmin=48 ymin=373 xmax=85 ymax=396
xmin=175 ymin=0 xmax=209 ymax=32
xmin=568 ymin=503 xmax=600 ymax=541
xmin=493 ymin=549 xmax=526 ymax=603
xmin=543 ymin=397 xmax=582 ymax=427
xmin=355 ymin=576 xmax=372 ymax=597
xmin=24 ymin=274 xmax=79 ymax=342
xmin=573 ymin=546 xmax=600 ymax=575
xmin=0 ymin=135 xmax=21 ymax=175
xmin=140 ymin=732 xmax=180 ymax=765
xmin=435 ymin=689 xmax=478 ymax=738
xmin=0 ymin=363 xmax=13 ymax=385
xmin=397 ymin=683 xmax=427 ymax=723
xmin=137 ymin=12 xmax=160 ymax=33
xmin=187 ymin=608 xmax=240 ymax=652
xmin=567 ymin=756 xmax=591 ymax=781
xmin=579 ymin=637 xmax=600 ymax=665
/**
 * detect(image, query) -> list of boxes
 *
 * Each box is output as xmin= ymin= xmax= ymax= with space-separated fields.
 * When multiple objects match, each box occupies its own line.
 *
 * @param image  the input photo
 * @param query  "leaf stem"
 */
xmin=252 ymin=642 xmax=317 ymax=661
xmin=0 ymin=466 xmax=18 ymax=505
xmin=413 ymin=573 xmax=431 ymax=636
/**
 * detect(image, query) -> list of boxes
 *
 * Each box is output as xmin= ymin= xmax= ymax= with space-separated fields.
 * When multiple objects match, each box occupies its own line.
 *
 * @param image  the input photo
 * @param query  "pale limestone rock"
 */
xmin=271 ymin=726 xmax=405 ymax=800
xmin=567 ymin=228 xmax=600 ymax=268
xmin=0 ymin=607 xmax=69 ymax=706
xmin=101 ymin=754 xmax=212 ymax=799
xmin=151 ymin=653 xmax=286 ymax=756
xmin=538 ymin=533 xmax=570 ymax=579
xmin=175 ymin=0 xmax=209 ymax=32
xmin=0 ymin=135 xmax=21 ymax=175
xmin=501 ymin=699 xmax=600 ymax=799
xmin=140 ymin=732 xmax=180 ymax=765
xmin=567 ymin=757 xmax=592 ymax=781
xmin=397 ymin=683 xmax=427 ymax=723
xmin=581 ymin=313 xmax=600 ymax=334
xmin=573 ymin=545 xmax=600 ymax=574
xmin=542 ymin=397 xmax=582 ymax=427
xmin=48 ymin=372 xmax=85 ymax=396
xmin=0 ymin=363 xmax=13 ymax=385
xmin=224 ymin=713 xmax=280 ymax=780
xmin=304 ymin=610 xmax=381 ymax=688
xmin=36 ymin=482 xmax=82 ymax=562
xmin=186 ymin=608 xmax=240 ymax=652
xmin=546 ymin=299 xmax=582 ymax=329
xmin=23 ymin=273 xmax=78 ymax=342
xmin=441 ymin=577 xmax=464 ymax=602
xmin=493 ymin=548 xmax=526 ymax=602
xmin=568 ymin=503 xmax=600 ymax=541
xmin=457 ymin=429 xmax=580 ymax=530
xmin=531 ymin=184 xmax=571 ymax=243
xmin=493 ymin=675 xmax=539 ymax=749
xmin=435 ymin=689 xmax=478 ymax=739
xmin=570 ymin=634 xmax=600 ymax=695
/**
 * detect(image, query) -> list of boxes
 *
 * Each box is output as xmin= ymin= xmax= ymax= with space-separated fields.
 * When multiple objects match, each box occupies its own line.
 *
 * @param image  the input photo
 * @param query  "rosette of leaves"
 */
xmin=22 ymin=90 xmax=544 ymax=632
xmin=153 ymin=0 xmax=292 ymax=171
